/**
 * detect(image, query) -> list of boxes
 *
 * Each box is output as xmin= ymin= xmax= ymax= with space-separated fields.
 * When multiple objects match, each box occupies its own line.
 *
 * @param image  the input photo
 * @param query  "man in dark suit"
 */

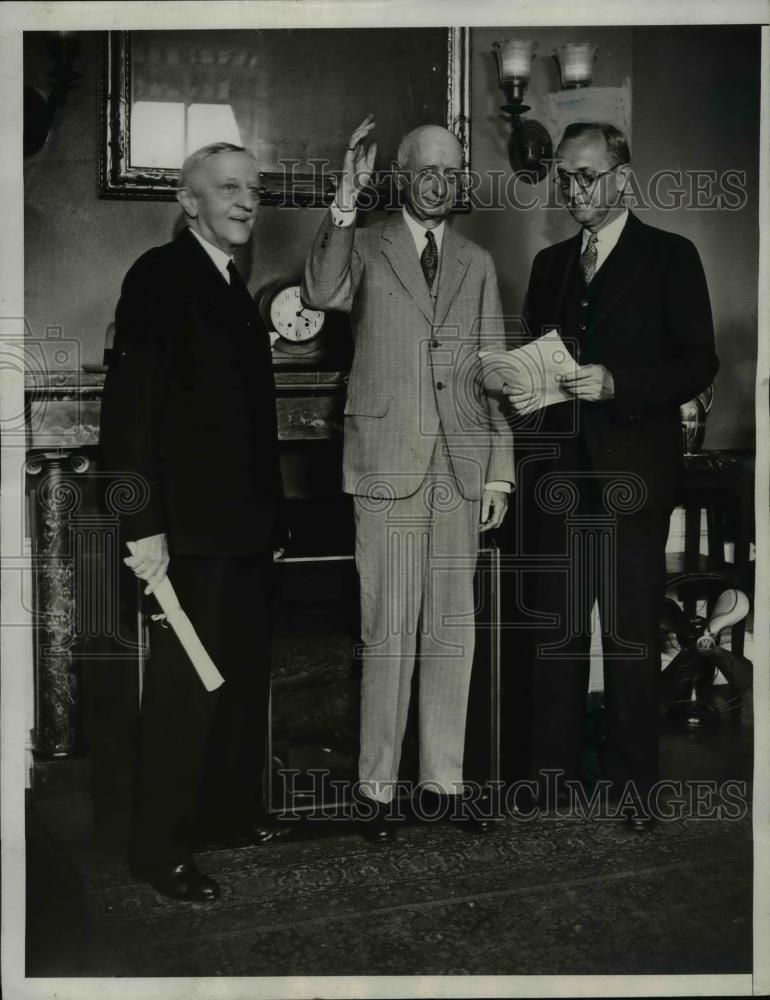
xmin=505 ymin=123 xmax=718 ymax=827
xmin=100 ymin=142 xmax=285 ymax=902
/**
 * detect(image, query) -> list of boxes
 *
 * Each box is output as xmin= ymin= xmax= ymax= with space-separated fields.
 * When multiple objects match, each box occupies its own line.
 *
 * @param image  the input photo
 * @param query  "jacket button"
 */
xmin=580 ymin=324 xmax=587 ymax=332
xmin=580 ymin=299 xmax=589 ymax=308
xmin=436 ymin=381 xmax=444 ymax=390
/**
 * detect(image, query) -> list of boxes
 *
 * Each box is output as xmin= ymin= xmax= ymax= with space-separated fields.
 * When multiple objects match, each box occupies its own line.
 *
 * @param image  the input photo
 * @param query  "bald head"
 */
xmin=395 ymin=125 xmax=462 ymax=226
xmin=396 ymin=125 xmax=462 ymax=170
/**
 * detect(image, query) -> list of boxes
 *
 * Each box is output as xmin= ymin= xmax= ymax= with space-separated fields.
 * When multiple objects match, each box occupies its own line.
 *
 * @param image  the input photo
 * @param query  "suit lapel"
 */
xmin=380 ymin=214 xmax=435 ymax=324
xmin=433 ymin=225 xmax=472 ymax=329
xmin=552 ymin=233 xmax=582 ymax=325
xmin=586 ymin=213 xmax=655 ymax=334
xmin=175 ymin=227 xmax=242 ymax=320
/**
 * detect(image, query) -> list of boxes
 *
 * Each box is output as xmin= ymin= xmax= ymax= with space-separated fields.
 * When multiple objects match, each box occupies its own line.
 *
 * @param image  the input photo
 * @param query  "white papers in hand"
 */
xmin=478 ymin=330 xmax=580 ymax=415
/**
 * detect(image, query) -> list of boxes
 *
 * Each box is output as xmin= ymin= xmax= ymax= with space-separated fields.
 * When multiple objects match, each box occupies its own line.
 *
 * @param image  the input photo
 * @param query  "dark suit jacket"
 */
xmin=523 ymin=212 xmax=719 ymax=510
xmin=100 ymin=227 xmax=282 ymax=556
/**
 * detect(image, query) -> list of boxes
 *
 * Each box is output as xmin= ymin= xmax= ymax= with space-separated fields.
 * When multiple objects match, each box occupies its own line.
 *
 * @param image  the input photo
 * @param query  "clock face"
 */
xmin=270 ymin=285 xmax=325 ymax=343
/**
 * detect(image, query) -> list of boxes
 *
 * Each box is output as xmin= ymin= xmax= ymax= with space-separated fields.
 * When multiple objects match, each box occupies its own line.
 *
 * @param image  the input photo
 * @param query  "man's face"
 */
xmin=400 ymin=131 xmax=462 ymax=225
xmin=555 ymin=135 xmax=628 ymax=231
xmin=179 ymin=151 xmax=259 ymax=253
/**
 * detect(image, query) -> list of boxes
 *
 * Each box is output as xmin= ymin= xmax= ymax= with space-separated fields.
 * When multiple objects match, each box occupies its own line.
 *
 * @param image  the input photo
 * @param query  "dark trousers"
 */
xmin=528 ymin=480 xmax=670 ymax=796
xmin=129 ymin=555 xmax=272 ymax=874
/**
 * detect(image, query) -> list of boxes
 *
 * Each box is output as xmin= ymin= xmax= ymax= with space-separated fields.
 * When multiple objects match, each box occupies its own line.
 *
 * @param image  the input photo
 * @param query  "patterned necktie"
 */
xmin=579 ymin=231 xmax=598 ymax=285
xmin=421 ymin=230 xmax=438 ymax=290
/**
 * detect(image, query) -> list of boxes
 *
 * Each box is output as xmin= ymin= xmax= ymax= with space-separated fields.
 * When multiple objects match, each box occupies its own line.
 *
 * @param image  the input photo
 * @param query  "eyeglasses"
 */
xmin=553 ymin=163 xmax=622 ymax=192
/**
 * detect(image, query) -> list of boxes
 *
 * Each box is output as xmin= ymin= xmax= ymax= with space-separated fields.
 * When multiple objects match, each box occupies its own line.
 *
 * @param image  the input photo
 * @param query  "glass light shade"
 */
xmin=555 ymin=43 xmax=598 ymax=88
xmin=493 ymin=38 xmax=538 ymax=83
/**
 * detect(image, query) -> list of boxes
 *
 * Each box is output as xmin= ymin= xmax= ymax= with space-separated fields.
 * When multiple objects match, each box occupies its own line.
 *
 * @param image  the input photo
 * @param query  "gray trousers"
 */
xmin=353 ymin=442 xmax=481 ymax=803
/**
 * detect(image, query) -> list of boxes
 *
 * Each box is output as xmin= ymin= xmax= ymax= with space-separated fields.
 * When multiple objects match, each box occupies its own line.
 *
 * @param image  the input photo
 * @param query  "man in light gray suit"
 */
xmin=303 ymin=117 xmax=513 ymax=842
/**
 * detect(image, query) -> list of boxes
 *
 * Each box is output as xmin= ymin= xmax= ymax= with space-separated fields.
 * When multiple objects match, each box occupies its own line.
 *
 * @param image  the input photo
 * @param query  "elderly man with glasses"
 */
xmin=505 ymin=122 xmax=718 ymax=828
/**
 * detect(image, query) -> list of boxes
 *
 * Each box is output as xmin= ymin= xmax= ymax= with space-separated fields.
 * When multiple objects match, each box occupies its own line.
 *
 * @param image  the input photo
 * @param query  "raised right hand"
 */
xmin=337 ymin=115 xmax=377 ymax=211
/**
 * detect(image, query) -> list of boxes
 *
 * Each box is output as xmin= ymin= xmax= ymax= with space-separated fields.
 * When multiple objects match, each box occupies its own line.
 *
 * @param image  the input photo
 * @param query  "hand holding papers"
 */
xmin=478 ymin=330 xmax=580 ymax=416
xmin=127 ymin=542 xmax=225 ymax=693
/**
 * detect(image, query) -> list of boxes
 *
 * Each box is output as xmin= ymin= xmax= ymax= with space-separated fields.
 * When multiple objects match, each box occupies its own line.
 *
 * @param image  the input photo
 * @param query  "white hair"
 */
xmin=178 ymin=142 xmax=257 ymax=190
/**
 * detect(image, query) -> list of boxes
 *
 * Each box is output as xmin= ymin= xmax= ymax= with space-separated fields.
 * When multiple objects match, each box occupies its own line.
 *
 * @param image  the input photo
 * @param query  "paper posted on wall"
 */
xmin=478 ymin=329 xmax=580 ymax=415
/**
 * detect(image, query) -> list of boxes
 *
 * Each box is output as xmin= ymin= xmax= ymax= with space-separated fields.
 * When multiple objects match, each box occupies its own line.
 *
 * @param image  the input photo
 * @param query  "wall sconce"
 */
xmin=493 ymin=38 xmax=553 ymax=184
xmin=555 ymin=43 xmax=598 ymax=89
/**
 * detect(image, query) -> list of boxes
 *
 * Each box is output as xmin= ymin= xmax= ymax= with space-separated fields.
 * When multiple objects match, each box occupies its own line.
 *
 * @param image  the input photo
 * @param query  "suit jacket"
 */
xmin=100 ymin=228 xmax=282 ymax=556
xmin=523 ymin=212 xmax=719 ymax=511
xmin=302 ymin=211 xmax=514 ymax=500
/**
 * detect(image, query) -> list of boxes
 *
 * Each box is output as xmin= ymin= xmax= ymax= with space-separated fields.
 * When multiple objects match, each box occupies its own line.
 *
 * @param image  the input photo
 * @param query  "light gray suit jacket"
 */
xmin=302 ymin=211 xmax=514 ymax=500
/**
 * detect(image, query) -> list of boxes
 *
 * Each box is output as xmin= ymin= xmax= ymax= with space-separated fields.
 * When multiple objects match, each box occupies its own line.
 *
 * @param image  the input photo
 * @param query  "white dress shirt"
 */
xmin=189 ymin=227 xmax=233 ymax=283
xmin=331 ymin=201 xmax=447 ymax=258
xmin=329 ymin=202 xmax=510 ymax=496
xmin=400 ymin=208 xmax=445 ymax=262
xmin=581 ymin=209 xmax=629 ymax=273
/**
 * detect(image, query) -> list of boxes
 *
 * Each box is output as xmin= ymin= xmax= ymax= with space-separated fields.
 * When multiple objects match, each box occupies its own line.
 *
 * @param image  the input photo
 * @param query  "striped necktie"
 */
xmin=579 ymin=231 xmax=598 ymax=285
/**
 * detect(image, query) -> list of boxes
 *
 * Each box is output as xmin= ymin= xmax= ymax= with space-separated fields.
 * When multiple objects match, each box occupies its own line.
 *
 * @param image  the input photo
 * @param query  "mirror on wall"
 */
xmin=100 ymin=28 xmax=470 ymax=207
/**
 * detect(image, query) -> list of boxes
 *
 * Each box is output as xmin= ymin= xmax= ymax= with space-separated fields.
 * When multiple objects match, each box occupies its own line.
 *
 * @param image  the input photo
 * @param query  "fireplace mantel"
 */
xmin=24 ymin=369 xmax=349 ymax=761
xmin=24 ymin=370 xmax=348 ymax=451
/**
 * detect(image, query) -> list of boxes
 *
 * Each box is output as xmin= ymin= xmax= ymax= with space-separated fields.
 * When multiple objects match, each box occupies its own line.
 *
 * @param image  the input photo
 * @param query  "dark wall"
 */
xmin=24 ymin=27 xmax=759 ymax=447
xmin=631 ymin=26 xmax=760 ymax=450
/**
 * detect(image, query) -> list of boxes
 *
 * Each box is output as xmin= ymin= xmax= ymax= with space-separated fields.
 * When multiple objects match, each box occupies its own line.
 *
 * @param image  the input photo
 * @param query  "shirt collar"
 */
xmin=402 ymin=207 xmax=445 ymax=256
xmin=188 ymin=227 xmax=234 ymax=282
xmin=581 ymin=208 xmax=629 ymax=251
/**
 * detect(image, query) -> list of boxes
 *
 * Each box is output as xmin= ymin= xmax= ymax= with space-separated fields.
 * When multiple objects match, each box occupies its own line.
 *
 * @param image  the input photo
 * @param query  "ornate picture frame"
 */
xmin=99 ymin=28 xmax=470 ymax=207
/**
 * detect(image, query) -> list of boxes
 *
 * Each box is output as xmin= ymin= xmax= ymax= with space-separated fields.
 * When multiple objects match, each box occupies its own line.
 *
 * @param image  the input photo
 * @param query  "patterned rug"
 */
xmin=75 ymin=810 xmax=752 ymax=977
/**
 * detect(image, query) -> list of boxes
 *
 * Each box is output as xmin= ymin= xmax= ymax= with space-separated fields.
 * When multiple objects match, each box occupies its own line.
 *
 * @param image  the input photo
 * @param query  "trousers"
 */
xmin=129 ymin=554 xmax=272 ymax=872
xmin=528 ymin=479 xmax=670 ymax=795
xmin=353 ymin=441 xmax=481 ymax=803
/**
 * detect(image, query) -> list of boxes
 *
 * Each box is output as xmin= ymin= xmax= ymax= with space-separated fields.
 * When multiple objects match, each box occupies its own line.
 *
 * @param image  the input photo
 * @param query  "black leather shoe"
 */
xmin=414 ymin=790 xmax=498 ymax=833
xmin=143 ymin=861 xmax=221 ymax=903
xmin=249 ymin=819 xmax=295 ymax=845
xmin=358 ymin=802 xmax=398 ymax=844
xmin=624 ymin=814 xmax=658 ymax=832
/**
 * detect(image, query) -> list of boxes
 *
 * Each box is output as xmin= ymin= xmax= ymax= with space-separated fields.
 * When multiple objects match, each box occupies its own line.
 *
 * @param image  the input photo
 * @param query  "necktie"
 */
xmin=227 ymin=260 xmax=256 ymax=314
xmin=226 ymin=260 xmax=273 ymax=371
xmin=421 ymin=230 xmax=438 ymax=290
xmin=579 ymin=231 xmax=598 ymax=285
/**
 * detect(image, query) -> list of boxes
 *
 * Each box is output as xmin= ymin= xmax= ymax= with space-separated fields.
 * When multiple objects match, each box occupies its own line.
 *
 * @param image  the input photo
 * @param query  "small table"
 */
xmin=667 ymin=449 xmax=755 ymax=656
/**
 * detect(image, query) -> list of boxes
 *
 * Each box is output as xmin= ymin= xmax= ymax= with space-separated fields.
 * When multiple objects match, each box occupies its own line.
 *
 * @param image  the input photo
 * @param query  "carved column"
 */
xmin=27 ymin=450 xmax=90 ymax=758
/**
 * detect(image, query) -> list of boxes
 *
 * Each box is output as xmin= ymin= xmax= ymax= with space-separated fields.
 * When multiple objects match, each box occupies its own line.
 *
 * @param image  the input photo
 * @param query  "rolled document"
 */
xmin=150 ymin=577 xmax=226 ymax=692
xmin=127 ymin=543 xmax=225 ymax=692
xmin=479 ymin=329 xmax=580 ymax=414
